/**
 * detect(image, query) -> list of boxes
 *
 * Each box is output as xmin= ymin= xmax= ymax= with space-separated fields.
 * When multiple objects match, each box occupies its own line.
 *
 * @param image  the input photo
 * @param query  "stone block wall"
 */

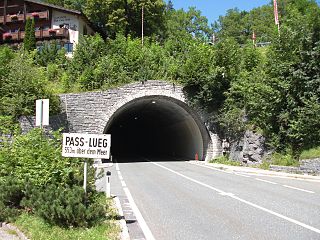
xmin=19 ymin=80 xmax=223 ymax=161
xmin=270 ymin=158 xmax=320 ymax=175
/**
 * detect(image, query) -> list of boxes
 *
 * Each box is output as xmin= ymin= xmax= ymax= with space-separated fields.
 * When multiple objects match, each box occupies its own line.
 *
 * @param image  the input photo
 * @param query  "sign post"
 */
xmin=83 ymin=160 xmax=87 ymax=193
xmin=36 ymin=99 xmax=49 ymax=128
xmin=62 ymin=133 xmax=111 ymax=193
xmin=106 ymin=171 xmax=111 ymax=198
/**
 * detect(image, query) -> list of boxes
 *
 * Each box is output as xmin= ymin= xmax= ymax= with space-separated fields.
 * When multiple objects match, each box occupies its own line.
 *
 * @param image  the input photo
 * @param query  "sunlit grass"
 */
xmin=15 ymin=213 xmax=119 ymax=240
xmin=300 ymin=146 xmax=320 ymax=160
xmin=210 ymin=155 xmax=242 ymax=166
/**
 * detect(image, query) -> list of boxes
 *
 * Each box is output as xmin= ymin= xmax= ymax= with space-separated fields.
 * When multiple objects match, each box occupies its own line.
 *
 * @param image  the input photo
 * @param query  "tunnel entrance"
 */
xmin=104 ymin=96 xmax=209 ymax=162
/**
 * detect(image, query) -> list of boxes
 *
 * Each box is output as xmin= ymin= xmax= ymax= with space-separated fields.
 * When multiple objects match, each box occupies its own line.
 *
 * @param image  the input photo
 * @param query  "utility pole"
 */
xmin=141 ymin=4 xmax=144 ymax=46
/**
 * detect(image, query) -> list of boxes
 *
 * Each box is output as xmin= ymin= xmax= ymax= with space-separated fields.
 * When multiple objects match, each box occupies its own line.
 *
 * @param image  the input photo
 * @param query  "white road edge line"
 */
xmin=234 ymin=173 xmax=251 ymax=178
xmin=282 ymin=185 xmax=315 ymax=194
xmin=114 ymin=196 xmax=130 ymax=240
xmin=255 ymin=178 xmax=278 ymax=185
xmin=152 ymin=162 xmax=320 ymax=235
xmin=123 ymin=187 xmax=156 ymax=240
xmin=188 ymin=161 xmax=232 ymax=174
xmin=116 ymin=162 xmax=120 ymax=171
xmin=121 ymin=180 xmax=127 ymax=187
xmin=116 ymin=162 xmax=155 ymax=240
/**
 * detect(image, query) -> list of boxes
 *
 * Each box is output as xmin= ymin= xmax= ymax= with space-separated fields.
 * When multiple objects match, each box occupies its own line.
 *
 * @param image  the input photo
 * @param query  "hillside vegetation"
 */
xmin=1 ymin=0 xmax=320 ymax=159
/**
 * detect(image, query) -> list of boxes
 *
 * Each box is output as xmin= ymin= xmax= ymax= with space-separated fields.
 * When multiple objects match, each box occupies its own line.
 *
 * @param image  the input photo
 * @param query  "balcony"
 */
xmin=26 ymin=10 xmax=49 ymax=20
xmin=2 ymin=28 xmax=69 ymax=42
xmin=6 ymin=14 xmax=24 ymax=23
xmin=0 ymin=10 xmax=49 ymax=24
xmin=2 ymin=31 xmax=23 ymax=41
xmin=42 ymin=28 xmax=69 ymax=39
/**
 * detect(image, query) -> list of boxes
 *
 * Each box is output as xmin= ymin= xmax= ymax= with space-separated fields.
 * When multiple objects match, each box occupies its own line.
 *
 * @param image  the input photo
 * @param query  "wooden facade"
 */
xmin=0 ymin=0 xmax=95 ymax=52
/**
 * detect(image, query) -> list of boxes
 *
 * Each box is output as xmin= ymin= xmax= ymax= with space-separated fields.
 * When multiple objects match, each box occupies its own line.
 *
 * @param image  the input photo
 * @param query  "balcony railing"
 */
xmin=26 ymin=10 xmax=49 ymax=20
xmin=5 ymin=14 xmax=24 ymax=23
xmin=2 ymin=28 xmax=69 ymax=42
xmin=42 ymin=28 xmax=69 ymax=38
xmin=0 ymin=10 xmax=49 ymax=24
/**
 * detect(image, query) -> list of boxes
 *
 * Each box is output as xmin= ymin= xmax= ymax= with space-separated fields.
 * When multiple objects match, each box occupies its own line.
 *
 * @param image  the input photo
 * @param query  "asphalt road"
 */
xmin=97 ymin=158 xmax=320 ymax=240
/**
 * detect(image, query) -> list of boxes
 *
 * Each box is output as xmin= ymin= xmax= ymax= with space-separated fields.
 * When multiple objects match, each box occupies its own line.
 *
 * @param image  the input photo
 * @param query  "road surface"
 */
xmin=96 ymin=158 xmax=320 ymax=240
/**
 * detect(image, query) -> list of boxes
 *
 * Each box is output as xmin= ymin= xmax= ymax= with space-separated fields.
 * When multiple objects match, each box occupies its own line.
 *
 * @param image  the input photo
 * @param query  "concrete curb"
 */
xmin=189 ymin=161 xmax=320 ymax=181
xmin=112 ymin=196 xmax=130 ymax=240
xmin=0 ymin=222 xmax=29 ymax=240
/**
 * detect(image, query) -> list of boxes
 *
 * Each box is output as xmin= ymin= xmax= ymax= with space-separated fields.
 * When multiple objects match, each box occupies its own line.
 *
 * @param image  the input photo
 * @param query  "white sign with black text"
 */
xmin=36 ymin=99 xmax=49 ymax=127
xmin=62 ymin=133 xmax=111 ymax=159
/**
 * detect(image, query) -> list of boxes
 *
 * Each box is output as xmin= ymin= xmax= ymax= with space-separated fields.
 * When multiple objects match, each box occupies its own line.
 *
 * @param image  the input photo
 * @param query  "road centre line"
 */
xmin=255 ymin=178 xmax=278 ymax=185
xmin=282 ymin=185 xmax=315 ymax=194
xmin=151 ymin=162 xmax=320 ymax=235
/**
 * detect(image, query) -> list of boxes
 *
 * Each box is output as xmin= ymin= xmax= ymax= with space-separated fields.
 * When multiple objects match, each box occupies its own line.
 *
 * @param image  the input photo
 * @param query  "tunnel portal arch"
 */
xmin=104 ymin=95 xmax=208 ymax=160
xmin=59 ymin=81 xmax=222 ymax=161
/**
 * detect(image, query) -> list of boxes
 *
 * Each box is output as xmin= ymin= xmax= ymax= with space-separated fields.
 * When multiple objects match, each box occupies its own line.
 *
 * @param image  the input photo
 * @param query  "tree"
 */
xmin=222 ymin=0 xmax=320 ymax=159
xmin=66 ymin=34 xmax=106 ymax=90
xmin=127 ymin=0 xmax=166 ymax=39
xmin=84 ymin=0 xmax=127 ymax=38
xmin=213 ymin=8 xmax=249 ymax=44
xmin=0 ymin=52 xmax=60 ymax=118
xmin=165 ymin=7 xmax=213 ymax=41
xmin=23 ymin=18 xmax=36 ymax=52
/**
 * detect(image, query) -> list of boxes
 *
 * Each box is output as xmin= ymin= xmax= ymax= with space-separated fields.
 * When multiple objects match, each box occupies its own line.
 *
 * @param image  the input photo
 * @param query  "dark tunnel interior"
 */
xmin=104 ymin=96 xmax=207 ymax=162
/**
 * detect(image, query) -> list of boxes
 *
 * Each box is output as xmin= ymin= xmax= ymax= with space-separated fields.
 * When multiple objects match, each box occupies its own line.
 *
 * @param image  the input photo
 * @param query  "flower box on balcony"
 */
xmin=11 ymin=15 xmax=19 ymax=21
xmin=3 ymin=33 xmax=12 ymax=39
xmin=48 ymin=29 xmax=56 ymax=33
xmin=32 ymin=12 xmax=39 ymax=18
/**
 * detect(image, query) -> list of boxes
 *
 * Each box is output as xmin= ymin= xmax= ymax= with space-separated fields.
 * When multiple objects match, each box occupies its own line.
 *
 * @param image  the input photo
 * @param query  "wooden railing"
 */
xmin=5 ymin=14 xmax=24 ymax=23
xmin=2 ymin=28 xmax=69 ymax=41
xmin=0 ymin=10 xmax=49 ymax=24
xmin=26 ymin=10 xmax=49 ymax=20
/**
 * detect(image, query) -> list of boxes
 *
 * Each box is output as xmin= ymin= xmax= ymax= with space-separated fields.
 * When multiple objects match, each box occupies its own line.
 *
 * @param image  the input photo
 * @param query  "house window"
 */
xmin=83 ymin=25 xmax=87 ymax=35
xmin=64 ymin=42 xmax=73 ymax=53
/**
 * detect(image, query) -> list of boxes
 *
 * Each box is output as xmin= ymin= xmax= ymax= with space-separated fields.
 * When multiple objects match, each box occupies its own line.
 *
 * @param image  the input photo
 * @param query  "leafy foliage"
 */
xmin=0 ymin=49 xmax=60 ymax=118
xmin=0 ymin=129 xmax=106 ymax=227
xmin=0 ymin=177 xmax=25 ymax=222
xmin=222 ymin=0 xmax=320 ymax=159
xmin=22 ymin=185 xmax=106 ymax=228
xmin=23 ymin=18 xmax=36 ymax=52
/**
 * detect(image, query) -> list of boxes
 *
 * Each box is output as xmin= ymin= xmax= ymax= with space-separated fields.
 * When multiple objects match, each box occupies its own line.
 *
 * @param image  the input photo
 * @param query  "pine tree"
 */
xmin=30 ymin=18 xmax=36 ymax=50
xmin=23 ymin=18 xmax=36 ymax=51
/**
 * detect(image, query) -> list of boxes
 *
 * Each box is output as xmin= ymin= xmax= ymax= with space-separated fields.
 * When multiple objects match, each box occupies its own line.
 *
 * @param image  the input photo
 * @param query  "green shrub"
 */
xmin=270 ymin=153 xmax=299 ymax=167
xmin=260 ymin=152 xmax=300 ymax=169
xmin=210 ymin=155 xmax=242 ymax=166
xmin=0 ymin=177 xmax=25 ymax=222
xmin=0 ymin=129 xmax=84 ymax=187
xmin=22 ymin=184 xmax=106 ymax=228
xmin=300 ymin=146 xmax=320 ymax=159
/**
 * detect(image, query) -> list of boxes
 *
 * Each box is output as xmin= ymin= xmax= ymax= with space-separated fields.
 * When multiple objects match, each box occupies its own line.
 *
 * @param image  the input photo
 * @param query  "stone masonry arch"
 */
xmin=59 ymin=81 xmax=222 ymax=161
